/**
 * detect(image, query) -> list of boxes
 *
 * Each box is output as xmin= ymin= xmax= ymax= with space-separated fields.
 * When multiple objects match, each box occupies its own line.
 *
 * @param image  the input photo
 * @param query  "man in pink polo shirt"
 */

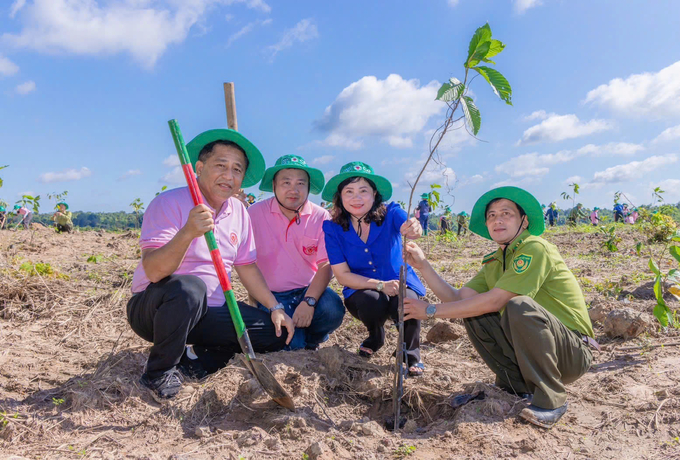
xmin=127 ymin=128 xmax=294 ymax=401
xmin=248 ymin=155 xmax=344 ymax=351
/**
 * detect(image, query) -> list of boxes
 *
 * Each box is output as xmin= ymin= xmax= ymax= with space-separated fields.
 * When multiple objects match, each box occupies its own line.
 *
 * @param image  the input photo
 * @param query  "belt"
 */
xmin=582 ymin=335 xmax=601 ymax=352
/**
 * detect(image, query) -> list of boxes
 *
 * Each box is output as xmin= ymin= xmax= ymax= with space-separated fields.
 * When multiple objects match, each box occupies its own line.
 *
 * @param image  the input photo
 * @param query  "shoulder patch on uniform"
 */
xmin=482 ymin=251 xmax=498 ymax=265
xmin=513 ymin=254 xmax=532 ymax=274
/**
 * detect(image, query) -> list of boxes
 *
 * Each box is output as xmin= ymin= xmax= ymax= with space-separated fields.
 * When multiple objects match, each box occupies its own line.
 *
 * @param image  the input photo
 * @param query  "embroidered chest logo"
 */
xmin=513 ymin=254 xmax=532 ymax=274
xmin=303 ymin=245 xmax=318 ymax=256
xmin=229 ymin=232 xmax=238 ymax=246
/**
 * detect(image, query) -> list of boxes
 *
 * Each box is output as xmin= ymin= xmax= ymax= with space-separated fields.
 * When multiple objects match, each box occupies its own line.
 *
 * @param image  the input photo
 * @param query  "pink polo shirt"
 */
xmin=131 ymin=186 xmax=257 ymax=307
xmin=248 ymin=197 xmax=330 ymax=293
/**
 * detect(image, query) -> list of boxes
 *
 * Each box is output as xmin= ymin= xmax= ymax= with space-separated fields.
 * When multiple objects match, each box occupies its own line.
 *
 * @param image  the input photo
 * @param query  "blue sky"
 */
xmin=1 ymin=0 xmax=680 ymax=213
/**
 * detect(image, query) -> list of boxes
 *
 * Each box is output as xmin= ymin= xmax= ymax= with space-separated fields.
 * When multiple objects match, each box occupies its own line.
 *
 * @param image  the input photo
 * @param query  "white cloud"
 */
xmin=323 ymin=170 xmax=336 ymax=182
xmin=423 ymin=125 xmax=477 ymax=158
xmin=224 ymin=0 xmax=271 ymax=13
xmin=9 ymin=0 xmax=26 ymax=18
xmin=2 ymin=0 xmax=228 ymax=69
xmin=495 ymin=150 xmax=576 ymax=178
xmin=403 ymin=165 xmax=456 ymax=192
xmin=226 ymin=18 xmax=271 ymax=47
xmin=162 ymin=155 xmax=180 ymax=167
xmin=267 ymin=18 xmax=318 ymax=61
xmin=591 ymin=155 xmax=678 ymax=184
xmin=523 ymin=110 xmax=548 ymax=121
xmin=314 ymin=74 xmax=443 ymax=150
xmin=649 ymin=179 xmax=680 ymax=202
xmin=576 ymin=142 xmax=644 ymax=156
xmin=161 ymin=167 xmax=185 ymax=185
xmin=564 ymin=175 xmax=582 ymax=184
xmin=225 ymin=13 xmax=234 ymax=21
xmin=311 ymin=155 xmax=334 ymax=165
xmin=15 ymin=80 xmax=35 ymax=95
xmin=652 ymin=124 xmax=680 ymax=144
xmin=447 ymin=0 xmax=460 ymax=6
xmin=458 ymin=174 xmax=485 ymax=188
xmin=584 ymin=61 xmax=680 ymax=118
xmin=39 ymin=166 xmax=91 ymax=183
xmin=118 ymin=169 xmax=142 ymax=181
xmin=381 ymin=157 xmax=411 ymax=166
xmin=517 ymin=113 xmax=613 ymax=145
xmin=0 ymin=54 xmax=19 ymax=76
xmin=514 ymin=0 xmax=543 ymax=14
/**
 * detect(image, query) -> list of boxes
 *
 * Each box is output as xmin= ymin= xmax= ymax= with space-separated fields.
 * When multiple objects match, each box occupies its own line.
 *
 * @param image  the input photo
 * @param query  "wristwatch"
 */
xmin=303 ymin=296 xmax=317 ymax=308
xmin=426 ymin=304 xmax=437 ymax=320
xmin=270 ymin=302 xmax=285 ymax=314
xmin=376 ymin=281 xmax=384 ymax=292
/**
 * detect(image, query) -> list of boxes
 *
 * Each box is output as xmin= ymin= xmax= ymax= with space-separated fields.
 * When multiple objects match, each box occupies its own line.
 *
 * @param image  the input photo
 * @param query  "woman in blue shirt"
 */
xmin=322 ymin=162 xmax=426 ymax=376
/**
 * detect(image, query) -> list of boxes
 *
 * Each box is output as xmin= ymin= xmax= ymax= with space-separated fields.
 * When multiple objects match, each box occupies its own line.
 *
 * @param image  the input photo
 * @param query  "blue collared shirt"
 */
xmin=323 ymin=202 xmax=426 ymax=299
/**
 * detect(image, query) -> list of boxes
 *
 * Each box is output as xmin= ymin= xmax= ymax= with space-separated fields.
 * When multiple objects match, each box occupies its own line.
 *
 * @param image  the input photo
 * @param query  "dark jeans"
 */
xmin=56 ymin=223 xmax=73 ymax=233
xmin=344 ymin=288 xmax=421 ymax=366
xmin=419 ymin=216 xmax=429 ymax=236
xmin=126 ymin=274 xmax=286 ymax=377
xmin=457 ymin=224 xmax=467 ymax=236
xmin=257 ymin=286 xmax=345 ymax=350
xmin=614 ymin=212 xmax=623 ymax=223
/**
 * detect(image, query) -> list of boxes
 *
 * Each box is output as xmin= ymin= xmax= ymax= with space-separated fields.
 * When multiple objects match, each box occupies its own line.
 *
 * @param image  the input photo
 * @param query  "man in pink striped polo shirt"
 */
xmin=248 ymin=155 xmax=344 ymax=351
xmin=127 ymin=129 xmax=294 ymax=401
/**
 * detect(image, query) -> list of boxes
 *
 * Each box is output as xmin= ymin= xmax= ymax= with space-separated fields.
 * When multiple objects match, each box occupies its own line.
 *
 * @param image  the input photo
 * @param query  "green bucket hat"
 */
xmin=321 ymin=161 xmax=392 ymax=202
xmin=593 ymin=207 xmax=600 ymax=211
xmin=469 ymin=186 xmax=545 ymax=240
xmin=0 ymin=206 xmax=5 ymax=213
xmin=459 ymin=211 xmax=468 ymax=217
xmin=185 ymin=129 xmax=266 ymax=188
xmin=420 ymin=193 xmax=429 ymax=199
xmin=57 ymin=202 xmax=69 ymax=210
xmin=13 ymin=204 xmax=20 ymax=210
xmin=259 ymin=154 xmax=325 ymax=195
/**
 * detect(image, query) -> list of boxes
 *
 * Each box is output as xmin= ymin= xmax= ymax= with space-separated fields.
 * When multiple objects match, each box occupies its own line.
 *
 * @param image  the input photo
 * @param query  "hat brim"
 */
xmin=57 ymin=202 xmax=69 ymax=210
xmin=259 ymin=164 xmax=325 ymax=195
xmin=469 ymin=186 xmax=545 ymax=240
xmin=321 ymin=171 xmax=392 ymax=202
xmin=185 ymin=129 xmax=266 ymax=188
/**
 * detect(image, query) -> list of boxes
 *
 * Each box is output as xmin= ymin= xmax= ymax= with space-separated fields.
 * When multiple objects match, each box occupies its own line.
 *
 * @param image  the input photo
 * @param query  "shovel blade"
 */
xmin=240 ymin=355 xmax=295 ymax=411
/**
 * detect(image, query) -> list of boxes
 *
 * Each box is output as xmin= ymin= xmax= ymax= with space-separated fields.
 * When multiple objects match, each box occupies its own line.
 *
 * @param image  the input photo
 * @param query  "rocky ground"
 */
xmin=0 ymin=223 xmax=679 ymax=459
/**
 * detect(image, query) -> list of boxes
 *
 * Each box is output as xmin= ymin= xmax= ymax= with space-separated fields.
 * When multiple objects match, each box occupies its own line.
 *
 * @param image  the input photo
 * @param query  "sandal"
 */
xmin=358 ymin=346 xmax=375 ymax=358
xmin=407 ymin=362 xmax=425 ymax=377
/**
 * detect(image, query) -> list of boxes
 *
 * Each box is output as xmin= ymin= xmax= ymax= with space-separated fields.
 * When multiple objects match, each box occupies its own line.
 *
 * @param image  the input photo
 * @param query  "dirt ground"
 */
xmin=1 ymin=224 xmax=679 ymax=459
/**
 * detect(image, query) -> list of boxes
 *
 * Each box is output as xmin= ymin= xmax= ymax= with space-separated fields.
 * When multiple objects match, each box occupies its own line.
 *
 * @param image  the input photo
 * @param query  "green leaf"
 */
xmin=653 ymin=303 xmax=670 ymax=327
xmin=430 ymin=184 xmax=442 ymax=189
xmin=460 ymin=96 xmax=481 ymax=136
xmin=472 ymin=66 xmax=512 ymax=105
xmin=636 ymin=241 xmax=643 ymax=256
xmin=649 ymin=258 xmax=661 ymax=276
xmin=654 ymin=276 xmax=665 ymax=306
xmin=467 ymin=41 xmax=491 ymax=68
xmin=436 ymin=80 xmax=465 ymax=102
xmin=483 ymin=39 xmax=505 ymax=60
xmin=670 ymin=245 xmax=680 ymax=264
xmin=466 ymin=23 xmax=492 ymax=65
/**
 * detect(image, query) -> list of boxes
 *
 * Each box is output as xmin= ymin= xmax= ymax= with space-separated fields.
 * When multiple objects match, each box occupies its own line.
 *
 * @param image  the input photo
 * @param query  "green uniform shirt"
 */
xmin=457 ymin=215 xmax=467 ymax=226
xmin=54 ymin=210 xmax=72 ymax=226
xmin=464 ymin=230 xmax=594 ymax=337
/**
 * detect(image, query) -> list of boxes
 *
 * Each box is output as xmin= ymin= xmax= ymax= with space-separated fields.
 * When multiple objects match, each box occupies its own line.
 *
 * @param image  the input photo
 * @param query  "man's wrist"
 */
xmin=269 ymin=302 xmax=285 ymax=314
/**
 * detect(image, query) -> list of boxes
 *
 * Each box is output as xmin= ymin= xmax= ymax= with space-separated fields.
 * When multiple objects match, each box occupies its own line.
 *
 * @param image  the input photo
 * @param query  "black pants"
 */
xmin=614 ymin=212 xmax=623 ymax=223
xmin=344 ymin=288 xmax=421 ymax=366
xmin=457 ymin=225 xmax=467 ymax=236
xmin=56 ymin=223 xmax=73 ymax=233
xmin=126 ymin=274 xmax=287 ymax=377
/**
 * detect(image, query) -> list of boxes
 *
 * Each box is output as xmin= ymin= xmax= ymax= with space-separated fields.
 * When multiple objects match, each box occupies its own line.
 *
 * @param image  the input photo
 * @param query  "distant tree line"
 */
xmin=29 ymin=211 xmax=142 ymax=231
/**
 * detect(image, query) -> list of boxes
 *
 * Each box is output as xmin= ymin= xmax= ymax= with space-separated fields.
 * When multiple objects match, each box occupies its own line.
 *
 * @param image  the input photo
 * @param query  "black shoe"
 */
xmin=519 ymin=402 xmax=568 ymax=429
xmin=140 ymin=368 xmax=184 ymax=401
xmin=177 ymin=347 xmax=209 ymax=382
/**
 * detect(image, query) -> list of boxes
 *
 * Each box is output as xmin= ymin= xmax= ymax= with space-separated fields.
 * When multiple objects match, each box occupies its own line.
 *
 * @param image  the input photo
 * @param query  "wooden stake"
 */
xmin=224 ymin=82 xmax=238 ymax=130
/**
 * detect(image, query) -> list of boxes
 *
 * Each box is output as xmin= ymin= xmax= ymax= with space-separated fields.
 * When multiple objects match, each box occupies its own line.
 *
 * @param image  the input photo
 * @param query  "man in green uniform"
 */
xmin=456 ymin=211 xmax=468 ymax=236
xmin=403 ymin=186 xmax=596 ymax=429
xmin=52 ymin=202 xmax=74 ymax=233
xmin=567 ymin=203 xmax=587 ymax=226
